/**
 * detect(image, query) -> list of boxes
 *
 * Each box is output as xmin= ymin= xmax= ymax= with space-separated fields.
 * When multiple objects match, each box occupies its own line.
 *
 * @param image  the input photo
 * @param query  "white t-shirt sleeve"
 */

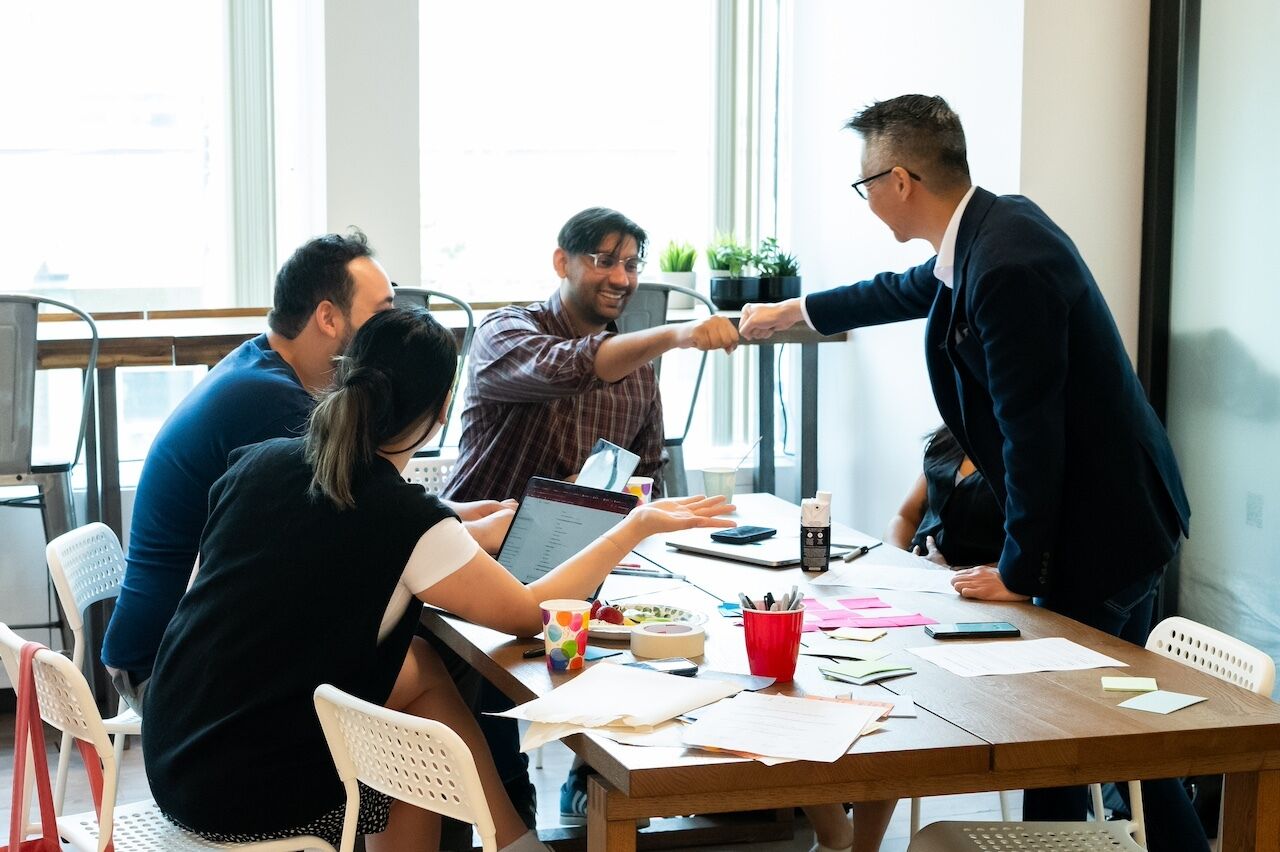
xmin=378 ymin=518 xmax=481 ymax=643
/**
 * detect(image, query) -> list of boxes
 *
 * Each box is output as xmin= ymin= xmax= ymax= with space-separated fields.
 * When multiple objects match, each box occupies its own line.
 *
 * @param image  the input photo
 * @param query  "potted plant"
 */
xmin=754 ymin=237 xmax=801 ymax=303
xmin=657 ymin=240 xmax=698 ymax=308
xmin=706 ymin=233 xmax=758 ymax=310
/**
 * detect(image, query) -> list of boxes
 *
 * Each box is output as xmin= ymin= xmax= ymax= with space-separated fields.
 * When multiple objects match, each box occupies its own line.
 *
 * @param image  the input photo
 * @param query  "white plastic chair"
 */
xmin=16 ymin=628 xmax=335 ymax=852
xmin=402 ymin=454 xmax=456 ymax=495
xmin=314 ymin=683 xmax=498 ymax=852
xmin=45 ymin=521 xmax=141 ymax=813
xmin=908 ymin=616 xmax=1277 ymax=850
xmin=1 ymin=622 xmax=42 ymax=842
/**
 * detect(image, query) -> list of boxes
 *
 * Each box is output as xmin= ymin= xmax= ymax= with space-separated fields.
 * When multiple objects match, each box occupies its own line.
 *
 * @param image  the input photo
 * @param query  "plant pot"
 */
xmin=709 ymin=276 xmax=760 ymax=310
xmin=657 ymin=270 xmax=696 ymax=308
xmin=757 ymin=275 xmax=801 ymax=303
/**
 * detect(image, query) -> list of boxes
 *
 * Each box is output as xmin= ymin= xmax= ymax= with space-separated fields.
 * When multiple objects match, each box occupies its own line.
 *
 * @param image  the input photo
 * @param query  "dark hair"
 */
xmin=269 ymin=230 xmax=375 ymax=339
xmin=557 ymin=207 xmax=648 ymax=258
xmin=924 ymin=424 xmax=965 ymax=470
xmin=305 ymin=307 xmax=457 ymax=509
xmin=845 ymin=95 xmax=970 ymax=189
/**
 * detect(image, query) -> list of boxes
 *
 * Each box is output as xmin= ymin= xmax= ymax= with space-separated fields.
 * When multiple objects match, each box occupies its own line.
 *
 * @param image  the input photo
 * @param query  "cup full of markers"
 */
xmin=739 ymin=585 xmax=805 ymax=682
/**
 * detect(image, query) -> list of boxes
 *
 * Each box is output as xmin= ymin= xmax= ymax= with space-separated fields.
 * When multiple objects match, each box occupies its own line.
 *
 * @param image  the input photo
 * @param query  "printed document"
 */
xmin=907 ymin=637 xmax=1127 ymax=677
xmin=681 ymin=692 xmax=881 ymax=762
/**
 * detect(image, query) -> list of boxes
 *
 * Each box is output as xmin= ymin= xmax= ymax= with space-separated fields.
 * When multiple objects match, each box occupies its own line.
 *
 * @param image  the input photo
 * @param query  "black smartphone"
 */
xmin=925 ymin=621 xmax=1021 ymax=639
xmin=623 ymin=657 xmax=699 ymax=676
xmin=710 ymin=526 xmax=777 ymax=544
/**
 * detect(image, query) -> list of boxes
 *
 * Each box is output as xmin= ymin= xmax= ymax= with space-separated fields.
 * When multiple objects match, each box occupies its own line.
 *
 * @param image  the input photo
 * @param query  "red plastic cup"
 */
xmin=742 ymin=608 xmax=805 ymax=682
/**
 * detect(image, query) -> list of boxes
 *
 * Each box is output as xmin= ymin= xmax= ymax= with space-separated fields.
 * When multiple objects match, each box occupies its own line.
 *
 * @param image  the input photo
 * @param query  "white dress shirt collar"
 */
xmin=934 ymin=185 xmax=977 ymax=289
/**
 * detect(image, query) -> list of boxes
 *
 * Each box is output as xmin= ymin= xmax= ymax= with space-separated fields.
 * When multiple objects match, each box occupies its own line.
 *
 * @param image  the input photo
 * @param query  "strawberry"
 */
xmin=590 ymin=599 xmax=604 ymax=619
xmin=597 ymin=605 xmax=625 ymax=625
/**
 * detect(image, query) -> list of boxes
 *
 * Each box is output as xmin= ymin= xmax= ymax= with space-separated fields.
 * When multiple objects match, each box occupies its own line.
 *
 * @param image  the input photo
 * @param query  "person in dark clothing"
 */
xmin=142 ymin=307 xmax=734 ymax=852
xmin=885 ymin=425 xmax=1004 ymax=567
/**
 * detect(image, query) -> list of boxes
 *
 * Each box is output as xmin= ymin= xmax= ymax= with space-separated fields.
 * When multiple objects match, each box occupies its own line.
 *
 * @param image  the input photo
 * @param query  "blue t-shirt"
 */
xmin=102 ymin=334 xmax=314 ymax=678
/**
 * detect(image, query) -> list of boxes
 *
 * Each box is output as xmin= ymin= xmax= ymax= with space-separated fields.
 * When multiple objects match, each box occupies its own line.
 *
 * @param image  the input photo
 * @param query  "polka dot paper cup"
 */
xmin=540 ymin=599 xmax=592 ymax=672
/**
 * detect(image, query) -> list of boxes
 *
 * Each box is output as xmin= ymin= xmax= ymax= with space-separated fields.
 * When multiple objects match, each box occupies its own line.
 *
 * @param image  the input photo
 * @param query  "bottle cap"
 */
xmin=816 ymin=490 xmax=832 ymax=505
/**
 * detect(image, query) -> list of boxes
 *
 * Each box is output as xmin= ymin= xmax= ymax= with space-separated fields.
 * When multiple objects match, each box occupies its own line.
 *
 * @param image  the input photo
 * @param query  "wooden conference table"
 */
xmin=35 ymin=307 xmax=845 ymax=539
xmin=422 ymin=494 xmax=1280 ymax=852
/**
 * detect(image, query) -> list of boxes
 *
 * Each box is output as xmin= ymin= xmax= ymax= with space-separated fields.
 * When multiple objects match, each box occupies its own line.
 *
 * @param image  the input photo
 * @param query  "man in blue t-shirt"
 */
xmin=102 ymin=231 xmax=400 ymax=707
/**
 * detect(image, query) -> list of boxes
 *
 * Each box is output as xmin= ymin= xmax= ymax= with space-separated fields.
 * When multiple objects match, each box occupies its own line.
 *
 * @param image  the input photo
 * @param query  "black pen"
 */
xmin=522 ymin=646 xmax=547 ymax=659
xmin=842 ymin=541 xmax=884 ymax=563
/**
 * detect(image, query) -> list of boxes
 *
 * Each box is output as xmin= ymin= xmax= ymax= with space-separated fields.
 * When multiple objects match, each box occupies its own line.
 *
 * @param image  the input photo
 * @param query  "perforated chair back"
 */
xmin=1146 ymin=615 xmax=1276 ymax=695
xmin=314 ymin=683 xmax=498 ymax=852
xmin=46 ymin=523 xmax=127 ymax=669
xmin=907 ymin=820 xmax=1146 ymax=851
xmin=0 ymin=294 xmax=99 ymax=475
xmin=392 ymin=287 xmax=475 ymax=453
xmin=402 ymin=454 xmax=455 ymax=495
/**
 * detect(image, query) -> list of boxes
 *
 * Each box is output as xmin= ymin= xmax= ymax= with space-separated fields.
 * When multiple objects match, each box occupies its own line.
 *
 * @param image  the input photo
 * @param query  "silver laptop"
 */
xmin=663 ymin=530 xmax=853 ymax=568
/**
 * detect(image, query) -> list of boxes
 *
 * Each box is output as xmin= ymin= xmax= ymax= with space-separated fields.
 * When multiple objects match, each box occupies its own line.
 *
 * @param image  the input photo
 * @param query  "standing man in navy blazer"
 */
xmin=740 ymin=95 xmax=1205 ymax=849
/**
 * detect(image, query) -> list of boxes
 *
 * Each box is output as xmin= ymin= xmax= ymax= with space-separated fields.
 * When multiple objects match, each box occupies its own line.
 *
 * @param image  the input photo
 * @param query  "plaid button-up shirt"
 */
xmin=443 ymin=290 xmax=665 ymax=502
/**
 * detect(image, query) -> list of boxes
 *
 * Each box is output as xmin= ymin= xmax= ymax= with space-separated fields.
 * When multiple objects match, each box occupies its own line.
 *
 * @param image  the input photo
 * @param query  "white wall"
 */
xmin=1021 ymin=0 xmax=1150 ymax=361
xmin=790 ymin=0 xmax=1026 ymax=533
xmin=323 ymin=0 xmax=421 ymax=284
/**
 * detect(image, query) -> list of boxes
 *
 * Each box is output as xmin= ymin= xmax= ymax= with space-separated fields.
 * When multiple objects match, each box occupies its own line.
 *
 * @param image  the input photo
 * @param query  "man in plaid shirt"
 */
xmin=445 ymin=207 xmax=738 ymax=502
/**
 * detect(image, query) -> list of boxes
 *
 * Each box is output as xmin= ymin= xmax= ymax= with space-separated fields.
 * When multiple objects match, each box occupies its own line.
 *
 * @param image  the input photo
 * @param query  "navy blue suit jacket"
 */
xmin=807 ymin=188 xmax=1189 ymax=603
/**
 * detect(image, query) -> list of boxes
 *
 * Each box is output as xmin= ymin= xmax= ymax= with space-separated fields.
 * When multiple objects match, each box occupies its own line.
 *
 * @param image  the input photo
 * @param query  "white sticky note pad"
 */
xmin=1102 ymin=676 xmax=1158 ymax=692
xmin=1117 ymin=690 xmax=1207 ymax=715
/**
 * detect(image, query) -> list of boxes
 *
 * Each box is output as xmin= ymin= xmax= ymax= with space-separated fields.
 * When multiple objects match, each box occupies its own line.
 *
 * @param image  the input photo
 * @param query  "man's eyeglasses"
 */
xmin=582 ymin=252 xmax=646 ymax=275
xmin=850 ymin=167 xmax=922 ymax=199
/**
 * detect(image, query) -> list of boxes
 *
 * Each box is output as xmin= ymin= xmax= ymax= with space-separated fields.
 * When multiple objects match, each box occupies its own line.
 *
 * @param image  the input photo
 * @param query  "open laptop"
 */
xmin=663 ymin=530 xmax=854 ymax=568
xmin=575 ymin=438 xmax=640 ymax=491
xmin=497 ymin=477 xmax=638 ymax=585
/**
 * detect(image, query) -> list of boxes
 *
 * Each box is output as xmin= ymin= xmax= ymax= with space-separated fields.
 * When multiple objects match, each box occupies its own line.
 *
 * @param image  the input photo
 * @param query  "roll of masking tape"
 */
xmin=630 ymin=622 xmax=706 ymax=659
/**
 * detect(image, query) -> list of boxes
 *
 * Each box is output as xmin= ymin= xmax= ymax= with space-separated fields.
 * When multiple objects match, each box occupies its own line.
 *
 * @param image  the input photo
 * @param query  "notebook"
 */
xmin=497 ymin=477 xmax=637 ymax=584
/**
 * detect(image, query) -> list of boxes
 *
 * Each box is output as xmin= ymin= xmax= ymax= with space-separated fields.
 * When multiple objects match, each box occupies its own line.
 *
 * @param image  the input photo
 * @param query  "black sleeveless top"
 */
xmin=911 ymin=434 xmax=1005 ymax=567
xmin=143 ymin=437 xmax=455 ymax=835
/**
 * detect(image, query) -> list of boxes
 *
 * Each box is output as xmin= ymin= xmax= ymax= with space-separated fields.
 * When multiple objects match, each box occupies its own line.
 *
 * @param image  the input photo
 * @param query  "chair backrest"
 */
xmin=392 ymin=287 xmax=475 ymax=453
xmin=313 ymin=684 xmax=497 ymax=852
xmin=402 ymin=454 xmax=455 ymax=495
xmin=46 ymin=523 xmax=127 ymax=668
xmin=616 ymin=282 xmax=716 ymax=443
xmin=0 ymin=294 xmax=99 ymax=475
xmin=1146 ymin=615 xmax=1276 ymax=695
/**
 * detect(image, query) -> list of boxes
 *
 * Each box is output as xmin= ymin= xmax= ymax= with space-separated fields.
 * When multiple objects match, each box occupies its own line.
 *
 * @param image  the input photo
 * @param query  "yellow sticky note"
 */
xmin=831 ymin=627 xmax=887 ymax=642
xmin=1102 ymin=676 xmax=1158 ymax=692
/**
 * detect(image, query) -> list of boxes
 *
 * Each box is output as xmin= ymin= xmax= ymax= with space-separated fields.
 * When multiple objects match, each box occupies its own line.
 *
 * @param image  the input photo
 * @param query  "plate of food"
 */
xmin=587 ymin=599 xmax=709 ymax=641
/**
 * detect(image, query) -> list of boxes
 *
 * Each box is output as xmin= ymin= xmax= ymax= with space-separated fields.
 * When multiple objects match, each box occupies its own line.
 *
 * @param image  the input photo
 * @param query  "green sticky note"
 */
xmin=824 ymin=658 xmax=909 ymax=679
xmin=1102 ymin=676 xmax=1158 ymax=692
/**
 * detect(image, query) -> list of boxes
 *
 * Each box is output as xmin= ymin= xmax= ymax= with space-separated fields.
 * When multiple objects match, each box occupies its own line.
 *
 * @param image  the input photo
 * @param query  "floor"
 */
xmin=1 ymin=710 xmax=1015 ymax=851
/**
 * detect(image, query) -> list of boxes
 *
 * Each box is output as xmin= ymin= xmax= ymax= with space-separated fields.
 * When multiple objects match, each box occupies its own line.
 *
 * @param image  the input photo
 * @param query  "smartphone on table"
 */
xmin=925 ymin=622 xmax=1021 ymax=639
xmin=709 ymin=526 xmax=777 ymax=544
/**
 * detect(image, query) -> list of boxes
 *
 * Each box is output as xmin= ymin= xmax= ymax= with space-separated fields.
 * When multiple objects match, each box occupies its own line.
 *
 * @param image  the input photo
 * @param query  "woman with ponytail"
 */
xmin=142 ymin=307 xmax=735 ymax=852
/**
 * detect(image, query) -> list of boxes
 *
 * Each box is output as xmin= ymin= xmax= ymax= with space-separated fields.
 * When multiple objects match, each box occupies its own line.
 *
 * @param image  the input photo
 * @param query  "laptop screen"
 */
xmin=497 ymin=477 xmax=638 ymax=584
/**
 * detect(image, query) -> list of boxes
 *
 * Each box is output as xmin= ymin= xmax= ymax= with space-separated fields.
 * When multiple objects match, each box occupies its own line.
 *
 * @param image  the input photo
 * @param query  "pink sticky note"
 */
xmin=889 ymin=614 xmax=939 ymax=627
xmin=837 ymin=597 xmax=889 ymax=610
xmin=849 ymin=616 xmax=901 ymax=628
xmin=802 ymin=598 xmax=830 ymax=611
xmin=800 ymin=622 xmax=824 ymax=633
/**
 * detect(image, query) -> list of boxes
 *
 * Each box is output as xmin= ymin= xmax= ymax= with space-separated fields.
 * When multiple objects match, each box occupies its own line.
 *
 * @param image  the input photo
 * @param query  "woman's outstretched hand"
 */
xmin=631 ymin=495 xmax=737 ymax=537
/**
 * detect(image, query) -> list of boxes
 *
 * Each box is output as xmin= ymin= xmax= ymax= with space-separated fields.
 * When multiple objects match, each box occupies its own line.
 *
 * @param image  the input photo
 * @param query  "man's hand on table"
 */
xmin=738 ymin=297 xmax=804 ymax=340
xmin=950 ymin=565 xmax=1032 ymax=601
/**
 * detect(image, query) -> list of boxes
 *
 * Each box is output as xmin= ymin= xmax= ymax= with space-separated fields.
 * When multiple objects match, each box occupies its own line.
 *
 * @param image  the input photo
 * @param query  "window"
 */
xmin=419 ymin=1 xmax=716 ymax=302
xmin=0 ymin=3 xmax=232 ymax=311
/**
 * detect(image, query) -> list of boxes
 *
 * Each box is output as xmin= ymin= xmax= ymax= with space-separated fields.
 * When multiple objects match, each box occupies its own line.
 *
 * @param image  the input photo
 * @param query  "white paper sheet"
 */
xmin=799 ymin=635 xmax=891 ymax=661
xmin=810 ymin=561 xmax=958 ymax=594
xmin=680 ymin=692 xmax=881 ymax=762
xmin=906 ymin=637 xmax=1127 ymax=677
xmin=520 ymin=719 xmax=689 ymax=751
xmin=1117 ymin=690 xmax=1207 ymax=714
xmin=494 ymin=662 xmax=741 ymax=728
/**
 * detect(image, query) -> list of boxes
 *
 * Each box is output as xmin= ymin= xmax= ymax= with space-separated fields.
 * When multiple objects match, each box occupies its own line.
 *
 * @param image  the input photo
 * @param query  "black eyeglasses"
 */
xmin=582 ymin=252 xmax=646 ymax=275
xmin=850 ymin=167 xmax=922 ymax=199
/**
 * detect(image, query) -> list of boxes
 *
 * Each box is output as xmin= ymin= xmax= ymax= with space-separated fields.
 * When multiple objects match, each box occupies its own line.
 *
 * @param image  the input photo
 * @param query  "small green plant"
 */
xmin=754 ymin=237 xmax=800 ymax=277
xmin=706 ymin=233 xmax=754 ymax=276
xmin=659 ymin=240 xmax=697 ymax=273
